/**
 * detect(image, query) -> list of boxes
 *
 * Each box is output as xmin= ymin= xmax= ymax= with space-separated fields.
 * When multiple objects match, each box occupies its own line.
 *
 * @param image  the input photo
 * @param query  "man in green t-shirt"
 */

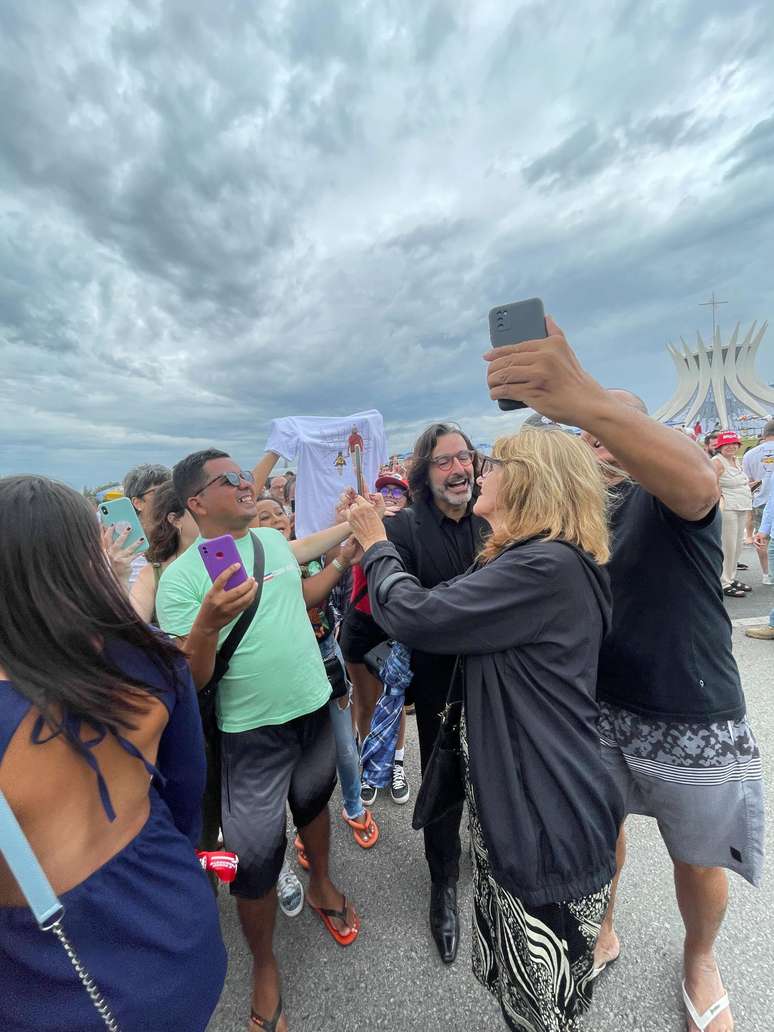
xmin=156 ymin=448 xmax=360 ymax=1032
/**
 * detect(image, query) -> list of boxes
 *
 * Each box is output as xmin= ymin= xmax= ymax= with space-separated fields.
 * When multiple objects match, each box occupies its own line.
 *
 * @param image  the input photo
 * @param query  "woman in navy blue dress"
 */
xmin=0 ymin=476 xmax=227 ymax=1032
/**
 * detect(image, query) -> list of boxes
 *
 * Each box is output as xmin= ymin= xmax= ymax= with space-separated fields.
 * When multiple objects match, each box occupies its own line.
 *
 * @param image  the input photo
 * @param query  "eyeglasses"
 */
xmin=479 ymin=456 xmax=505 ymax=478
xmin=379 ymin=486 xmax=407 ymax=499
xmin=429 ymin=450 xmax=476 ymax=471
xmin=194 ymin=470 xmax=256 ymax=496
xmin=137 ymin=485 xmax=162 ymax=500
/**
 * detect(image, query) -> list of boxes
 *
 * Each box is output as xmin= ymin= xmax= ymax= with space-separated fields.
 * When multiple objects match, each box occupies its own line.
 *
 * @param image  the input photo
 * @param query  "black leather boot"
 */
xmin=429 ymin=882 xmax=459 ymax=964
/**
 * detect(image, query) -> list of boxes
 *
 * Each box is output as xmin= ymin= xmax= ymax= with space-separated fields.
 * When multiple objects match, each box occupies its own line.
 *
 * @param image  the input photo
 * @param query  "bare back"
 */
xmin=0 ymin=668 xmax=170 ymax=904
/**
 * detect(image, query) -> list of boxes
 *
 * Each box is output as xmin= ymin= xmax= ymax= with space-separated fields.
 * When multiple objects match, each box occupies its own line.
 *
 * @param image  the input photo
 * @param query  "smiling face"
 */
xmin=251 ymin=498 xmax=291 ymax=538
xmin=719 ymin=442 xmax=739 ymax=459
xmin=189 ymin=457 xmax=257 ymax=534
xmin=428 ymin=433 xmax=475 ymax=511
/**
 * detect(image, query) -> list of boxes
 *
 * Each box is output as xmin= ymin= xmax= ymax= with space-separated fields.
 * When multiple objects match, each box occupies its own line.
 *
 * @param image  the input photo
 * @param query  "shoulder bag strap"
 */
xmin=0 ymin=789 xmax=120 ymax=1029
xmin=217 ymin=533 xmax=266 ymax=667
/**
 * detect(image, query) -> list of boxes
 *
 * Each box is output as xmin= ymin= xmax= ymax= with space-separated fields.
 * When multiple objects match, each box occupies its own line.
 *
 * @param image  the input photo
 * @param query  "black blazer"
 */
xmin=385 ymin=497 xmax=489 ymax=589
xmin=385 ymin=498 xmax=489 ymax=693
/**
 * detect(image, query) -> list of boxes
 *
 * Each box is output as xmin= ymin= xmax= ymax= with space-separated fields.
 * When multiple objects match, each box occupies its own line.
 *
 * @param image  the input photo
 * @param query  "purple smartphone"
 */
xmin=198 ymin=535 xmax=249 ymax=591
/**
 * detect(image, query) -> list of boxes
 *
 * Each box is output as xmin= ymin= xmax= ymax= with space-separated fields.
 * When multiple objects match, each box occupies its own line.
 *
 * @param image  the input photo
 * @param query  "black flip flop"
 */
xmin=250 ymin=998 xmax=283 ymax=1031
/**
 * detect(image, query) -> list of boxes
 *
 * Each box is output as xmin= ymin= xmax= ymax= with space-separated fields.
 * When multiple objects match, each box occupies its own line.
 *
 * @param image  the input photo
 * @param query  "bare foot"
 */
xmin=683 ymin=955 xmax=733 ymax=1032
xmin=593 ymin=927 xmax=620 ymax=971
xmin=307 ymin=879 xmax=357 ymax=936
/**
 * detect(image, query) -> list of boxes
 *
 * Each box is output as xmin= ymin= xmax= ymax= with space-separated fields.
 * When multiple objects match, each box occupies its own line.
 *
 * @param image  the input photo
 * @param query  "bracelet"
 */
xmin=332 ymin=558 xmax=347 ymax=573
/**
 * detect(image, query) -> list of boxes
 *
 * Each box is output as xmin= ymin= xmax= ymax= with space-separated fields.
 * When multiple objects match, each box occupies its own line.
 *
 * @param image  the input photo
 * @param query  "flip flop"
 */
xmin=341 ymin=808 xmax=380 ymax=849
xmin=682 ymin=979 xmax=730 ymax=1031
xmin=308 ymin=893 xmax=360 ymax=947
xmin=250 ymin=997 xmax=283 ymax=1031
xmin=591 ymin=952 xmax=619 ymax=980
xmin=293 ymin=834 xmax=310 ymax=871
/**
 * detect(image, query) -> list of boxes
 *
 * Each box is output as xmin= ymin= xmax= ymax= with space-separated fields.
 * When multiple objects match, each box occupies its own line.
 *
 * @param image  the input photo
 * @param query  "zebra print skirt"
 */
xmin=460 ymin=716 xmax=611 ymax=1032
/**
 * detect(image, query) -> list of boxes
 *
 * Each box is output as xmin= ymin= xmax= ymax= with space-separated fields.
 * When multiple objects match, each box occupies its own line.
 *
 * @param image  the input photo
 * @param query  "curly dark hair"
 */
xmin=408 ymin=422 xmax=479 ymax=503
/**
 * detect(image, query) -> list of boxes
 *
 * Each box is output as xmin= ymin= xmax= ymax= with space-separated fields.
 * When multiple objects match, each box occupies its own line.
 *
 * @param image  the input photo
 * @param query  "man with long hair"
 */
xmin=384 ymin=423 xmax=488 ymax=964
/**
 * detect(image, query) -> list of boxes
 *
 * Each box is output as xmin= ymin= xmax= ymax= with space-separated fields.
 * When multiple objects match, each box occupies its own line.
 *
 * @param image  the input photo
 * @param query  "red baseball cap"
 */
xmin=715 ymin=430 xmax=741 ymax=448
xmin=375 ymin=472 xmax=409 ymax=492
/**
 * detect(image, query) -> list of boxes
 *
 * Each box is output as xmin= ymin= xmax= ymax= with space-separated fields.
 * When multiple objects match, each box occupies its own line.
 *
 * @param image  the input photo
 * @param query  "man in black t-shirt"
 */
xmin=485 ymin=319 xmax=763 ymax=1032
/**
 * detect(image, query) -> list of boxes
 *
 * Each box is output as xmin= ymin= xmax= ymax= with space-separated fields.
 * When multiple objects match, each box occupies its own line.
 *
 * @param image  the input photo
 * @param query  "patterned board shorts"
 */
xmin=461 ymin=715 xmax=611 ymax=1032
xmin=598 ymin=702 xmax=764 ymax=885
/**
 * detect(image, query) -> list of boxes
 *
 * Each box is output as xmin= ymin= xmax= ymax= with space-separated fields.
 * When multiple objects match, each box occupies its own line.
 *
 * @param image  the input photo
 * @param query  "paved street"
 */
xmin=208 ymin=544 xmax=773 ymax=1032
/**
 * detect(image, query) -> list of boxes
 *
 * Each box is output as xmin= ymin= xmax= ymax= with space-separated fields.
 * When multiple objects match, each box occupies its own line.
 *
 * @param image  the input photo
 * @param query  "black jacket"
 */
xmin=363 ymin=536 xmax=624 ymax=906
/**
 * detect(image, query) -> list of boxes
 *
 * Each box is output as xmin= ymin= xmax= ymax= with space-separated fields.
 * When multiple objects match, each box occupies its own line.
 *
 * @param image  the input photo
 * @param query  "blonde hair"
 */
xmin=479 ymin=428 xmax=610 ymax=565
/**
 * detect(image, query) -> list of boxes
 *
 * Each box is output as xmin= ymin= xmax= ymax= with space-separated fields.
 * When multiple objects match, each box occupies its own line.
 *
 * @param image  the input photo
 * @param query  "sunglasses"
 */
xmin=429 ymin=450 xmax=476 ymax=471
xmin=379 ymin=486 xmax=407 ymax=499
xmin=194 ymin=470 xmax=256 ymax=496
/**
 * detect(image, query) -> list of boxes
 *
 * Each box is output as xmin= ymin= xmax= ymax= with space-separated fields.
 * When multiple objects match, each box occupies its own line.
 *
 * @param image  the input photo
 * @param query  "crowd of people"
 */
xmin=0 ymin=320 xmax=765 ymax=1032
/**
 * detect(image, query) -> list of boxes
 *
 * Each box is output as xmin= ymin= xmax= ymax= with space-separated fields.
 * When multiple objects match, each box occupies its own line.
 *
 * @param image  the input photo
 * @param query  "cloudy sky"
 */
xmin=2 ymin=0 xmax=774 ymax=487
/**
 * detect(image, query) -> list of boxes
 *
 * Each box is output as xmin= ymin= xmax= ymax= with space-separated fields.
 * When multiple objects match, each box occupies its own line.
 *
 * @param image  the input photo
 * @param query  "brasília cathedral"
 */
xmin=654 ymin=321 xmax=773 ymax=433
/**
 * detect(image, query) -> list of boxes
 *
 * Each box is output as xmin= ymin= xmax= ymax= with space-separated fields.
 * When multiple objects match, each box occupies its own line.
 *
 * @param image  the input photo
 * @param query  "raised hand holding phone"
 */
xmin=487 ymin=298 xmax=548 ymax=411
xmin=195 ymin=564 xmax=259 ymax=634
xmin=484 ymin=312 xmax=608 ymax=427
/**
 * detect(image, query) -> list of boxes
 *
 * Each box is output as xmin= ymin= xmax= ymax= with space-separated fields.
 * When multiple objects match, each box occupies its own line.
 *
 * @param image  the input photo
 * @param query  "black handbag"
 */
xmin=411 ymin=658 xmax=465 ymax=831
xmin=363 ymin=640 xmax=393 ymax=680
xmin=198 ymin=534 xmax=265 ymax=727
xmin=323 ymin=650 xmax=349 ymax=701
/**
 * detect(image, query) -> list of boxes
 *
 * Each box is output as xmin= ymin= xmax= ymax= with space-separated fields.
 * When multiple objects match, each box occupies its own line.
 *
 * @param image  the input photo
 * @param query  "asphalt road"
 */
xmin=208 ymin=544 xmax=773 ymax=1032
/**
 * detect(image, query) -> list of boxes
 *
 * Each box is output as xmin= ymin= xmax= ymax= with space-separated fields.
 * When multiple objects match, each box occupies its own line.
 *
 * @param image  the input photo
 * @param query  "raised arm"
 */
xmin=361 ymin=540 xmax=554 ymax=655
xmin=484 ymin=317 xmax=719 ymax=522
xmin=290 ymin=522 xmax=352 ymax=564
xmin=156 ymin=565 xmax=258 ymax=690
xmin=251 ymin=450 xmax=281 ymax=492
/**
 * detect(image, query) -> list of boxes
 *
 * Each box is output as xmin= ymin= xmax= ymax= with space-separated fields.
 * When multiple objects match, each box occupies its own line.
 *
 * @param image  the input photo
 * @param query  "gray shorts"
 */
xmin=220 ymin=703 xmax=337 ymax=899
xmin=752 ymin=505 xmax=764 ymax=531
xmin=598 ymin=702 xmax=764 ymax=886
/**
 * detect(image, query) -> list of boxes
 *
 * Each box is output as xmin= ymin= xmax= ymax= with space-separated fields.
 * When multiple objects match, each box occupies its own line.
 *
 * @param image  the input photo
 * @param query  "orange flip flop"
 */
xmin=309 ymin=894 xmax=360 ymax=947
xmin=294 ymin=834 xmax=310 ymax=871
xmin=342 ymin=808 xmax=379 ymax=849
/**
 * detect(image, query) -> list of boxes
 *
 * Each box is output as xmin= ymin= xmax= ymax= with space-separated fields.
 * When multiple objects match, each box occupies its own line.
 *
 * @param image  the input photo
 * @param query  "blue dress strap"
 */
xmin=28 ymin=713 xmax=166 ymax=824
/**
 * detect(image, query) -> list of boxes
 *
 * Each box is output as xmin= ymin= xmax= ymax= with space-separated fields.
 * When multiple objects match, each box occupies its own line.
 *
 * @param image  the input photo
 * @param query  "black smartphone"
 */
xmin=488 ymin=297 xmax=548 ymax=411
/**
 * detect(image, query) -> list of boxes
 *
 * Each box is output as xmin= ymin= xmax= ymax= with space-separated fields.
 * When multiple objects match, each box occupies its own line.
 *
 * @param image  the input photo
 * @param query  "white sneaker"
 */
xmin=277 ymin=862 xmax=304 ymax=917
xmin=763 ymin=574 xmax=773 ymax=586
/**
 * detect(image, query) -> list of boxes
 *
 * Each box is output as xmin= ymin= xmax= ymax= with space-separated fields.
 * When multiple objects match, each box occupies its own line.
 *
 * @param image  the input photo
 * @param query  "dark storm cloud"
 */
xmin=1 ymin=0 xmax=773 ymax=485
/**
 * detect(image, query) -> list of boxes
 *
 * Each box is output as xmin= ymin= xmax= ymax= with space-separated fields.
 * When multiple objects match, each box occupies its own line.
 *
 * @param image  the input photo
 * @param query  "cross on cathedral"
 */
xmin=699 ymin=291 xmax=728 ymax=343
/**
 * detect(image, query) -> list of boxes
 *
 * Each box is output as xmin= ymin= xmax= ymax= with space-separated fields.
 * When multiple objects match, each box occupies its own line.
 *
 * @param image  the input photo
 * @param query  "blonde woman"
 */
xmin=346 ymin=428 xmax=624 ymax=1032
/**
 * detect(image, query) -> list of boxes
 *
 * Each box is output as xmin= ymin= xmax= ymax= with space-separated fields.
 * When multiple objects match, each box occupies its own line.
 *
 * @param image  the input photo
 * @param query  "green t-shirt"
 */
xmin=156 ymin=528 xmax=331 ymax=733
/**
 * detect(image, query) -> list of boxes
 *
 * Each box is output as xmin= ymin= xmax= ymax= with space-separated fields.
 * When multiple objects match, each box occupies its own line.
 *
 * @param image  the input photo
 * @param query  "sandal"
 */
xmin=723 ymin=585 xmax=745 ymax=597
xmin=309 ymin=893 xmax=360 ymax=947
xmin=293 ymin=834 xmax=310 ymax=871
xmin=732 ymin=580 xmax=752 ymax=592
xmin=681 ymin=979 xmax=730 ymax=1031
xmin=250 ymin=997 xmax=283 ymax=1031
xmin=342 ymin=808 xmax=380 ymax=849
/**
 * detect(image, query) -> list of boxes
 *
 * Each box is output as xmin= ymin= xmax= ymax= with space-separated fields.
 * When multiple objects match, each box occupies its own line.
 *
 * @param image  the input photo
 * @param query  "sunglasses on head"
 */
xmin=195 ymin=470 xmax=255 ymax=496
xmin=379 ymin=486 xmax=407 ymax=499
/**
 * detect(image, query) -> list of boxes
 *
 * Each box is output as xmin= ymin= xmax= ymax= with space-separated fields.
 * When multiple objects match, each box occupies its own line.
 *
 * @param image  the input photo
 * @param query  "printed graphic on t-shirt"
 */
xmin=266 ymin=412 xmax=387 ymax=538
